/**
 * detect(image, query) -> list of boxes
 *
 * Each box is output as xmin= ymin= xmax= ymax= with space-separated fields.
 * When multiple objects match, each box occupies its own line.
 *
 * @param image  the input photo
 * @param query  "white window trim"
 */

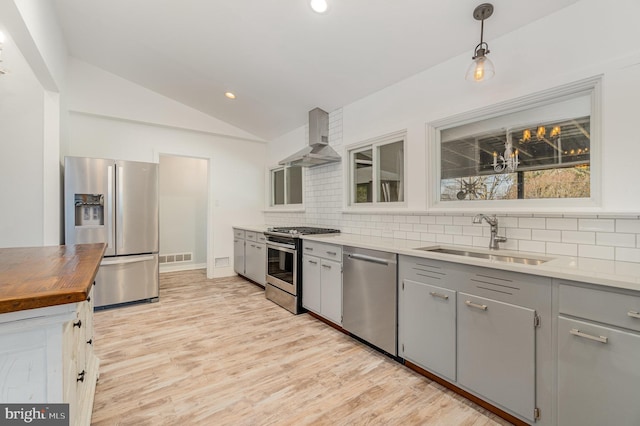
xmin=343 ymin=130 xmax=408 ymax=211
xmin=264 ymin=164 xmax=305 ymax=211
xmin=427 ymin=76 xmax=602 ymax=213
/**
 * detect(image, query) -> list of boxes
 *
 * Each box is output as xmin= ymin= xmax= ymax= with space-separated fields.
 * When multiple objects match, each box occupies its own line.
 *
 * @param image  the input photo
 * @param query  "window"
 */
xmin=433 ymin=78 xmax=600 ymax=207
xmin=270 ymin=165 xmax=303 ymax=206
xmin=349 ymin=132 xmax=406 ymax=206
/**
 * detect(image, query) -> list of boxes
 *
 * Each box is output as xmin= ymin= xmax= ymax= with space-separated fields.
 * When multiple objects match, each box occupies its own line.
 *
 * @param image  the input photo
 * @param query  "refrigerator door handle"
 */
xmin=101 ymin=255 xmax=156 ymax=266
xmin=107 ymin=165 xmax=114 ymax=250
xmin=117 ymin=165 xmax=124 ymax=250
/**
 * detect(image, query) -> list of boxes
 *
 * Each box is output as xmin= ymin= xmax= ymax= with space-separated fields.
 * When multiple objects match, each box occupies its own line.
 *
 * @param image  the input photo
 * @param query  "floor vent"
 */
xmin=159 ymin=252 xmax=194 ymax=264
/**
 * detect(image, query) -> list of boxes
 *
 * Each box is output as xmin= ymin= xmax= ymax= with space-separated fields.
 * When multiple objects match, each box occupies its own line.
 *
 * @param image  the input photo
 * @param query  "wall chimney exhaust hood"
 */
xmin=279 ymin=108 xmax=341 ymax=167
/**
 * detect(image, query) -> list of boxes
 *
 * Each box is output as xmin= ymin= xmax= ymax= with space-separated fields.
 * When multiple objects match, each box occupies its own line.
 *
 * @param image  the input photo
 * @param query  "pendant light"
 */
xmin=466 ymin=3 xmax=495 ymax=82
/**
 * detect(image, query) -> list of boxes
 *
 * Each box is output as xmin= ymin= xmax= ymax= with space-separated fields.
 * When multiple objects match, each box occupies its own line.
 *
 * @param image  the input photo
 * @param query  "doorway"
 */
xmin=158 ymin=155 xmax=208 ymax=273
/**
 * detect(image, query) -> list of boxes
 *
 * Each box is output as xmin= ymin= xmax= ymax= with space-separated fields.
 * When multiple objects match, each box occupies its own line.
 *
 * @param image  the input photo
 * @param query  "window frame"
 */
xmin=345 ymin=130 xmax=408 ymax=209
xmin=428 ymin=76 xmax=602 ymax=213
xmin=267 ymin=164 xmax=305 ymax=210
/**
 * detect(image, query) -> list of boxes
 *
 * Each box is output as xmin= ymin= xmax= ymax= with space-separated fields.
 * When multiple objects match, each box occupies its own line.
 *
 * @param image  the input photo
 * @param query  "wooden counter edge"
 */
xmin=0 ymin=243 xmax=106 ymax=315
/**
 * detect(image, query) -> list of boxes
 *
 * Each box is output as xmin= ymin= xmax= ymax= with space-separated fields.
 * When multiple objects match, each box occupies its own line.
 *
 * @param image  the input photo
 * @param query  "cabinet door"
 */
xmin=557 ymin=316 xmax=640 ymax=426
xmin=233 ymin=238 xmax=245 ymax=275
xmin=302 ymin=255 xmax=321 ymax=313
xmin=457 ymin=292 xmax=536 ymax=422
xmin=245 ymin=243 xmax=265 ymax=284
xmin=320 ymin=259 xmax=342 ymax=325
xmin=401 ymin=280 xmax=456 ymax=381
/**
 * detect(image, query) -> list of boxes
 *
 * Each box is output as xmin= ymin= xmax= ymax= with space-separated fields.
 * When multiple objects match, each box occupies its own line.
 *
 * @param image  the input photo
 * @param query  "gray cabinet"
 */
xmin=557 ymin=282 xmax=640 ymax=426
xmin=398 ymin=256 xmax=456 ymax=381
xmin=302 ymin=241 xmax=342 ymax=325
xmin=233 ymin=228 xmax=245 ymax=275
xmin=233 ymin=229 xmax=266 ymax=285
xmin=400 ymin=279 xmax=456 ymax=381
xmin=398 ymin=255 xmax=550 ymax=424
xmin=457 ymin=292 xmax=536 ymax=423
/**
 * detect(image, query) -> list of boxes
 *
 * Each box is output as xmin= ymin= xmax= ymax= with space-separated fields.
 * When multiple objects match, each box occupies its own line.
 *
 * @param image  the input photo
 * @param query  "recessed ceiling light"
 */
xmin=224 ymin=92 xmax=236 ymax=100
xmin=310 ymin=0 xmax=328 ymax=14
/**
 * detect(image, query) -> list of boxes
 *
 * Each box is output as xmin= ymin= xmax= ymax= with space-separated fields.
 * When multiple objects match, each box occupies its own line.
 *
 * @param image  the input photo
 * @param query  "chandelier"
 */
xmin=492 ymin=138 xmax=518 ymax=173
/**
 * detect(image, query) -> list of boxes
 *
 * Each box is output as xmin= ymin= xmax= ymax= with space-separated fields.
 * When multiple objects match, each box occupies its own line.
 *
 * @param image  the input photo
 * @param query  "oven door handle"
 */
xmin=267 ymin=241 xmax=297 ymax=251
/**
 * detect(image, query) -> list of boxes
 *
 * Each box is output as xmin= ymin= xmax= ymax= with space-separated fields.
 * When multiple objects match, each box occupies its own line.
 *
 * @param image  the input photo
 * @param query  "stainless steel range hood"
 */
xmin=279 ymin=108 xmax=341 ymax=167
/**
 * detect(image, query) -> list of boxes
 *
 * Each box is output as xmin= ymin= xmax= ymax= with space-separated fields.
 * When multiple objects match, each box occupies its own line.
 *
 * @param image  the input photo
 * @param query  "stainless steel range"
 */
xmin=264 ymin=226 xmax=340 ymax=314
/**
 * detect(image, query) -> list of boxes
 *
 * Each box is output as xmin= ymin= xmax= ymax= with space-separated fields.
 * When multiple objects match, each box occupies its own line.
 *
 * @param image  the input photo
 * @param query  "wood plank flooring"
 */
xmin=91 ymin=270 xmax=511 ymax=425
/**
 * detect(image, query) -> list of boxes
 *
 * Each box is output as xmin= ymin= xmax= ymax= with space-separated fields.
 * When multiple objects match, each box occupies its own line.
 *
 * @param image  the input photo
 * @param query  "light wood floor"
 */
xmin=91 ymin=270 xmax=511 ymax=425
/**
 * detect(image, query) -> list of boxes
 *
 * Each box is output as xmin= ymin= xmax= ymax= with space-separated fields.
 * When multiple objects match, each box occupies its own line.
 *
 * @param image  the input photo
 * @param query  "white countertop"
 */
xmin=233 ymin=225 xmax=271 ymax=233
xmin=301 ymin=233 xmax=640 ymax=293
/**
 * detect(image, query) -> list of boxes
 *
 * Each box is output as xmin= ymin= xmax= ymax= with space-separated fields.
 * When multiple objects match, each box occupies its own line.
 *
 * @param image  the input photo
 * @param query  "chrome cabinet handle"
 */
xmin=570 ymin=328 xmax=608 ymax=344
xmin=465 ymin=300 xmax=487 ymax=311
xmin=628 ymin=310 xmax=640 ymax=319
xmin=430 ymin=291 xmax=449 ymax=300
xmin=308 ymin=259 xmax=318 ymax=265
xmin=305 ymin=247 xmax=314 ymax=251
xmin=326 ymin=251 xmax=337 ymax=256
xmin=322 ymin=264 xmax=332 ymax=269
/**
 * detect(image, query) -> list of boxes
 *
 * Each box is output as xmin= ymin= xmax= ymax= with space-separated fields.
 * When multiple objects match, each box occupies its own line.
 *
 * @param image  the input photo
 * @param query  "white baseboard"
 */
xmin=160 ymin=262 xmax=207 ymax=273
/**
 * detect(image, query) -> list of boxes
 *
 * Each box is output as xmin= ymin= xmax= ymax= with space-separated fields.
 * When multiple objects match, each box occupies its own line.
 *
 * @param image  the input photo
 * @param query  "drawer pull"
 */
xmin=322 ymin=264 xmax=332 ymax=269
xmin=256 ymin=246 xmax=262 ymax=250
xmin=326 ymin=251 xmax=337 ymax=256
xmin=308 ymin=260 xmax=318 ymax=265
xmin=570 ymin=328 xmax=608 ymax=344
xmin=429 ymin=291 xmax=449 ymax=300
xmin=73 ymin=320 xmax=82 ymax=328
xmin=465 ymin=300 xmax=487 ymax=311
xmin=305 ymin=247 xmax=314 ymax=251
xmin=628 ymin=310 xmax=640 ymax=319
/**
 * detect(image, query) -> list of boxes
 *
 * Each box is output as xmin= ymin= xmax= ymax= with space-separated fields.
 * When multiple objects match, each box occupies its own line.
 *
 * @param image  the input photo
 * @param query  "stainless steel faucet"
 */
xmin=473 ymin=214 xmax=507 ymax=250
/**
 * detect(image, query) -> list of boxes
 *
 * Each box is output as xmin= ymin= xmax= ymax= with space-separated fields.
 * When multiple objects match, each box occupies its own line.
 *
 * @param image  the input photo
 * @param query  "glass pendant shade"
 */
xmin=466 ymin=55 xmax=495 ymax=82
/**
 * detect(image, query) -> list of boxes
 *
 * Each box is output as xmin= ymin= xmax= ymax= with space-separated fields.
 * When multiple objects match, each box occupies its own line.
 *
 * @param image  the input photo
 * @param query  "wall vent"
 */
xmin=215 ymin=257 xmax=230 ymax=268
xmin=159 ymin=252 xmax=194 ymax=264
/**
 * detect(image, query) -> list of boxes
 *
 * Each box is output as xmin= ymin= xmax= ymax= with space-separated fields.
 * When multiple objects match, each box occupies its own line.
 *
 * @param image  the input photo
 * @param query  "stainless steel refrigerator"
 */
xmin=64 ymin=156 xmax=159 ymax=308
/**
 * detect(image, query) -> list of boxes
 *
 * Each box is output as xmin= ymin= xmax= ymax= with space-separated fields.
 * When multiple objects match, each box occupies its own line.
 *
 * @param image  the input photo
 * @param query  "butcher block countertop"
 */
xmin=0 ymin=243 xmax=106 ymax=314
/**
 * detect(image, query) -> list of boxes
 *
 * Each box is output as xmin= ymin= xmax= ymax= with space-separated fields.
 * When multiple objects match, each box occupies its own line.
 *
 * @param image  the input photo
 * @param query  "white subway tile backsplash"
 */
xmin=518 ymin=240 xmax=546 ymax=254
xmin=472 ymin=236 xmax=490 ymax=247
xmin=579 ymin=245 xmax=615 ymax=260
xmin=518 ymin=218 xmax=546 ymax=229
xmin=436 ymin=216 xmax=453 ymax=225
xmin=399 ymin=223 xmax=413 ymax=232
xmin=406 ymin=232 xmax=421 ymax=241
xmin=436 ymin=234 xmax=454 ymax=244
xmin=444 ymin=225 xmax=463 ymax=235
xmin=596 ymin=232 xmax=636 ymax=248
xmin=578 ymin=219 xmax=615 ymax=232
xmin=506 ymin=228 xmax=532 ymax=240
xmin=453 ymin=235 xmax=474 ymax=246
xmin=616 ymin=219 xmax=640 ymax=233
xmin=546 ymin=218 xmax=578 ymax=231
xmin=394 ymin=215 xmax=407 ymax=223
xmin=413 ymin=224 xmax=429 ymax=232
xmin=546 ymin=242 xmax=578 ymax=256
xmin=420 ymin=216 xmax=436 ymax=225
xmin=462 ymin=225 xmax=484 ymax=237
xmin=561 ymin=231 xmax=596 ymax=245
xmin=428 ymin=224 xmax=445 ymax=234
xmin=498 ymin=217 xmax=518 ymax=228
xmin=420 ymin=233 xmax=437 ymax=243
xmin=532 ymin=229 xmax=562 ymax=242
xmin=616 ymin=247 xmax=640 ymax=263
xmin=453 ymin=216 xmax=471 ymax=226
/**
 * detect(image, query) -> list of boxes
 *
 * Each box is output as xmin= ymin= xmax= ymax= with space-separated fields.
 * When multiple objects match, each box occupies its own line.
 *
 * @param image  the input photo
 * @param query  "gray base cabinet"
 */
xmin=556 ymin=281 xmax=640 ymax=426
xmin=233 ymin=228 xmax=266 ymax=286
xmin=400 ymin=279 xmax=456 ymax=381
xmin=233 ymin=229 xmax=245 ymax=275
xmin=457 ymin=292 xmax=536 ymax=423
xmin=302 ymin=241 xmax=342 ymax=325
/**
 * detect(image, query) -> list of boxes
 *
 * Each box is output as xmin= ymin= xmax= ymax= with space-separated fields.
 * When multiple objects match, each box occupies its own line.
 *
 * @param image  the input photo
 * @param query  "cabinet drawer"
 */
xmin=233 ymin=229 xmax=245 ymax=239
xmin=245 ymin=231 xmax=257 ymax=241
xmin=399 ymin=256 xmax=448 ymax=286
xmin=256 ymin=233 xmax=267 ymax=243
xmin=303 ymin=240 xmax=342 ymax=261
xmin=559 ymin=283 xmax=640 ymax=332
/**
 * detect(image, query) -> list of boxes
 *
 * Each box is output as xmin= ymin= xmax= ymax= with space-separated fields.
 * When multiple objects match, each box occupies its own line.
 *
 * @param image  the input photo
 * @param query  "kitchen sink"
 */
xmin=415 ymin=247 xmax=551 ymax=266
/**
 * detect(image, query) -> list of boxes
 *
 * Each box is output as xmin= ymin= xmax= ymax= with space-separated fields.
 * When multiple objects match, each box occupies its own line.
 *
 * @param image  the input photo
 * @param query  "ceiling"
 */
xmin=53 ymin=0 xmax=581 ymax=141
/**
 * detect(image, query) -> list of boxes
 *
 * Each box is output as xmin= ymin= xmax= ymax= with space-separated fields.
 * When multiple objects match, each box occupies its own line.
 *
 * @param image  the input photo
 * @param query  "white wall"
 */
xmin=63 ymin=60 xmax=266 ymax=277
xmin=265 ymin=0 xmax=640 ymax=263
xmin=159 ymin=155 xmax=208 ymax=269
xmin=0 ymin=29 xmax=45 ymax=247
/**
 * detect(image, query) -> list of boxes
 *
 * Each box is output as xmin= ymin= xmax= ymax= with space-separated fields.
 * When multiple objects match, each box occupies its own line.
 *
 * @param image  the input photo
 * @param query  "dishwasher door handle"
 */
xmin=347 ymin=253 xmax=390 ymax=266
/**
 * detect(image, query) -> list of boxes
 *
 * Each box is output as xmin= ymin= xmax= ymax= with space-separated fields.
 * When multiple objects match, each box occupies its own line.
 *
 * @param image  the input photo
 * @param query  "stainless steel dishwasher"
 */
xmin=343 ymin=246 xmax=398 ymax=355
